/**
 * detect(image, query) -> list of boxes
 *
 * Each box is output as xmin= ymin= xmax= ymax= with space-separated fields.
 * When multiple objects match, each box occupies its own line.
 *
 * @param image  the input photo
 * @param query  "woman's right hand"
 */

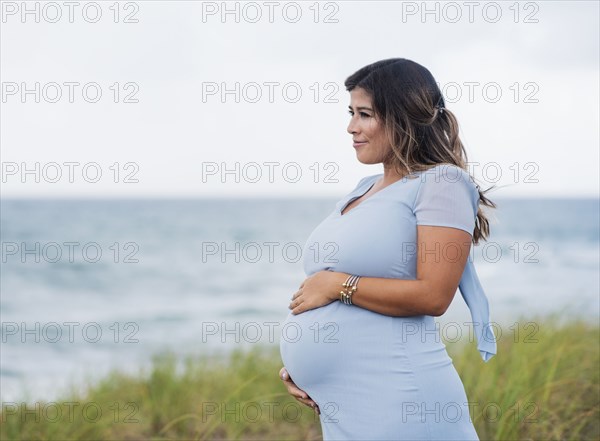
xmin=279 ymin=367 xmax=320 ymax=415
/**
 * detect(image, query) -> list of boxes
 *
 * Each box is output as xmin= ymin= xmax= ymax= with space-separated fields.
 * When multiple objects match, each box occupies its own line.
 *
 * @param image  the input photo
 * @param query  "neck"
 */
xmin=381 ymin=163 xmax=408 ymax=184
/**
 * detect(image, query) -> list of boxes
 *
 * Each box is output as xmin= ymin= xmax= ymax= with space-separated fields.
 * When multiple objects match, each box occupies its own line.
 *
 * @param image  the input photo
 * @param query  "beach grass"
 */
xmin=446 ymin=316 xmax=599 ymax=441
xmin=1 ymin=315 xmax=598 ymax=441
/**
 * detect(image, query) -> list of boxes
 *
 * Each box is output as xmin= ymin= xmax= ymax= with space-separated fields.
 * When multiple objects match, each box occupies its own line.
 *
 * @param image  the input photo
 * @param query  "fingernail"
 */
xmin=281 ymin=372 xmax=288 ymax=380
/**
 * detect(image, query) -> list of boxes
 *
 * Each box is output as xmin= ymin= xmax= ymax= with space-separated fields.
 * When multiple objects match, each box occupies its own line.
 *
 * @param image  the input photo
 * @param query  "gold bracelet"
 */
xmin=340 ymin=274 xmax=360 ymax=305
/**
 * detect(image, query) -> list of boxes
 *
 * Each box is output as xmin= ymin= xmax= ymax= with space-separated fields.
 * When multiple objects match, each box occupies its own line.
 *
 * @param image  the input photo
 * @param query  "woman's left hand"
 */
xmin=289 ymin=270 xmax=349 ymax=315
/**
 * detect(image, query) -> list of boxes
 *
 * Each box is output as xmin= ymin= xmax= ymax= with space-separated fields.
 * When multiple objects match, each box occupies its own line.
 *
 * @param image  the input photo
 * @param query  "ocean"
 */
xmin=1 ymin=197 xmax=598 ymax=401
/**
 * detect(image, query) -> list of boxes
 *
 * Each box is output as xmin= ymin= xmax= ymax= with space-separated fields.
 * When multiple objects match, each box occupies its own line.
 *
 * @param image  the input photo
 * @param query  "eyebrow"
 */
xmin=348 ymin=106 xmax=373 ymax=111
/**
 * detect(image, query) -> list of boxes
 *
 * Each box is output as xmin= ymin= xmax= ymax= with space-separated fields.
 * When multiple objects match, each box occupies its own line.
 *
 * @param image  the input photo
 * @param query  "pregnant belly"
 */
xmin=280 ymin=304 xmax=471 ymax=438
xmin=279 ymin=301 xmax=394 ymax=394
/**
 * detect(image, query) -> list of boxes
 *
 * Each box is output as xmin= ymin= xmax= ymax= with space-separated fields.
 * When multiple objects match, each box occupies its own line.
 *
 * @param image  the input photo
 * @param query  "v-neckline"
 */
xmin=339 ymin=179 xmax=377 ymax=217
xmin=338 ymin=173 xmax=415 ymax=217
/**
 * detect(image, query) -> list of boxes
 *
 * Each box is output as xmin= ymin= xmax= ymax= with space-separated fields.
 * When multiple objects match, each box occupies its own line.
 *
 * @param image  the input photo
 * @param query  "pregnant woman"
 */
xmin=278 ymin=58 xmax=497 ymax=440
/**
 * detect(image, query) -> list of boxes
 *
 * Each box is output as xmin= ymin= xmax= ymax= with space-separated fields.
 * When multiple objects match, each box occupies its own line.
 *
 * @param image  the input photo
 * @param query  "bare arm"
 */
xmin=289 ymin=225 xmax=473 ymax=317
xmin=347 ymin=226 xmax=472 ymax=316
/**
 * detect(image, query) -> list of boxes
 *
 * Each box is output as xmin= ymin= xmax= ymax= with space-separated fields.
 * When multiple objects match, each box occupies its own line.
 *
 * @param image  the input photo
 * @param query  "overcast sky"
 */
xmin=1 ymin=0 xmax=598 ymax=198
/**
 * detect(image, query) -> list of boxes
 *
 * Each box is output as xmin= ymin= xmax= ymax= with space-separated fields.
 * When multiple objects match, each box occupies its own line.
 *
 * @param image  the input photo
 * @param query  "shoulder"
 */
xmin=418 ymin=164 xmax=478 ymax=191
xmin=418 ymin=163 xmax=471 ymax=181
xmin=414 ymin=164 xmax=479 ymax=207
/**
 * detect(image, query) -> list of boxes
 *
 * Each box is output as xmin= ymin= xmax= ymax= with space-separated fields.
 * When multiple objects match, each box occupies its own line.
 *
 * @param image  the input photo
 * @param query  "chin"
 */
xmin=356 ymin=154 xmax=381 ymax=165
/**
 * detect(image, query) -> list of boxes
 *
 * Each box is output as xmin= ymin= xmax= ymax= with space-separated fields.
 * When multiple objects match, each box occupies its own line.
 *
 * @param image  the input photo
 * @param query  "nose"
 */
xmin=347 ymin=115 xmax=358 ymax=135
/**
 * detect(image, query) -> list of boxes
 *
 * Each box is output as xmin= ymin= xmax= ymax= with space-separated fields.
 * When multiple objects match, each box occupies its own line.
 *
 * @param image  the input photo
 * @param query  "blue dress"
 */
xmin=279 ymin=164 xmax=496 ymax=441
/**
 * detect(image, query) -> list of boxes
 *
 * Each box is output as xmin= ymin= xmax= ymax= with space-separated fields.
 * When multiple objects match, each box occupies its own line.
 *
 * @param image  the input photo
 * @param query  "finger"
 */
xmin=282 ymin=379 xmax=310 ymax=400
xmin=295 ymin=396 xmax=318 ymax=409
xmin=300 ymin=398 xmax=320 ymax=415
xmin=279 ymin=367 xmax=288 ymax=380
xmin=289 ymin=298 xmax=304 ymax=311
xmin=303 ymin=398 xmax=318 ymax=408
xmin=281 ymin=380 xmax=318 ymax=411
xmin=291 ymin=301 xmax=307 ymax=315
xmin=279 ymin=374 xmax=306 ymax=397
xmin=284 ymin=382 xmax=308 ymax=399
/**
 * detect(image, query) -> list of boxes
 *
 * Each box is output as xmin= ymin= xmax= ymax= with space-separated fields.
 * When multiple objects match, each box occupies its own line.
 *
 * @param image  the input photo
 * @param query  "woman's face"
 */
xmin=347 ymin=87 xmax=391 ymax=165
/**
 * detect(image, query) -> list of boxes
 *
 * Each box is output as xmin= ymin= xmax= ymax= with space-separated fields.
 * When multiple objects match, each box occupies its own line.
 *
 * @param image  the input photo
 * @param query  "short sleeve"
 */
xmin=413 ymin=165 xmax=479 ymax=235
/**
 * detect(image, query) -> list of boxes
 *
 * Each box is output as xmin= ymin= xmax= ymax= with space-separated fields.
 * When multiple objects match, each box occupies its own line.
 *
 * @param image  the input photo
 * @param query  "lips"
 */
xmin=353 ymin=141 xmax=368 ymax=148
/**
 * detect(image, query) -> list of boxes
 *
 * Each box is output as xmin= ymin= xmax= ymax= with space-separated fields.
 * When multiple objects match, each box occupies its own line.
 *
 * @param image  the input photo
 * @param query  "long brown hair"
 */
xmin=344 ymin=58 xmax=496 ymax=245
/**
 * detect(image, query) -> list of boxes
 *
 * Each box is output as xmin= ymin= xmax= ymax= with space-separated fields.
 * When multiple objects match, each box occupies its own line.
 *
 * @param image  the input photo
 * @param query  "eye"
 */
xmin=348 ymin=110 xmax=371 ymax=118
